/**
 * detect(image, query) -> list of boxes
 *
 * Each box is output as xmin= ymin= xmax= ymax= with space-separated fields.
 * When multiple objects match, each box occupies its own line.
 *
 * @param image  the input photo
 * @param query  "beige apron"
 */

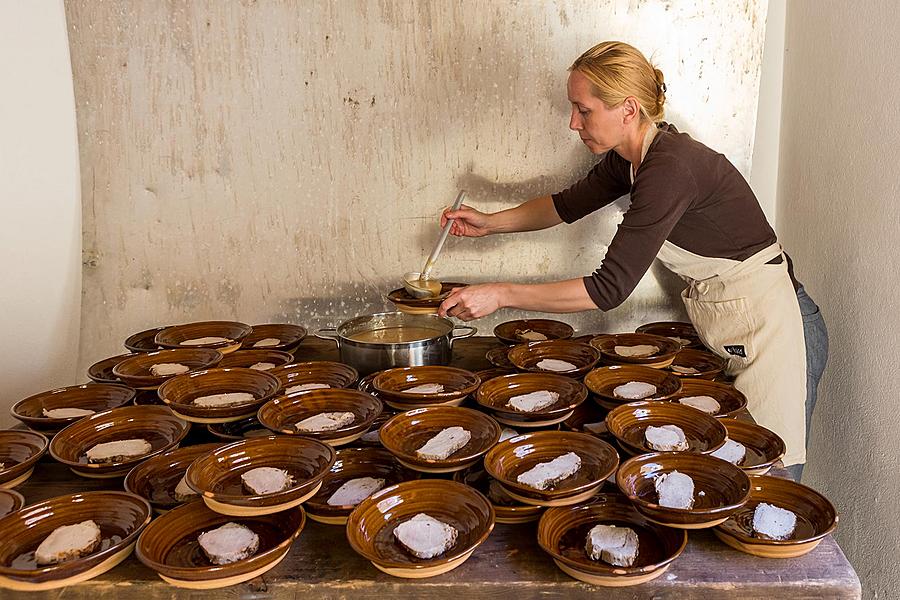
xmin=634 ymin=125 xmax=808 ymax=466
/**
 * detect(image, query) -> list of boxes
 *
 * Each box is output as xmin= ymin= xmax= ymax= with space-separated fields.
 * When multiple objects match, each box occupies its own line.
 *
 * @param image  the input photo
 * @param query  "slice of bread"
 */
xmin=35 ymin=520 xmax=102 ymax=565
xmin=393 ymin=513 xmax=458 ymax=559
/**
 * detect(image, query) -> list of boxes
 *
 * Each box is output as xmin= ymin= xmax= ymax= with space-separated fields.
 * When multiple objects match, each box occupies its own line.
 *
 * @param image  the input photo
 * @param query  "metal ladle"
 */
xmin=403 ymin=190 xmax=467 ymax=299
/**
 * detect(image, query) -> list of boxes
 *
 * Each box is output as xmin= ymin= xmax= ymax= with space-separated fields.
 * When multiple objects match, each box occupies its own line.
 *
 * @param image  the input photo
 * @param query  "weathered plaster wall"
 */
xmin=65 ymin=0 xmax=768 ymax=369
xmin=779 ymin=2 xmax=900 ymax=597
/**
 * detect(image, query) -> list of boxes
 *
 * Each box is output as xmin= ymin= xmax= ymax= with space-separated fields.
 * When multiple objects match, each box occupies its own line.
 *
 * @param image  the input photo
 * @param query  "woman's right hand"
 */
xmin=440 ymin=204 xmax=494 ymax=237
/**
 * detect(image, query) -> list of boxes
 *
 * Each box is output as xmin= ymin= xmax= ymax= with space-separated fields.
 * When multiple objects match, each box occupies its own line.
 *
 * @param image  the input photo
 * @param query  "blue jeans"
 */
xmin=784 ymin=285 xmax=829 ymax=481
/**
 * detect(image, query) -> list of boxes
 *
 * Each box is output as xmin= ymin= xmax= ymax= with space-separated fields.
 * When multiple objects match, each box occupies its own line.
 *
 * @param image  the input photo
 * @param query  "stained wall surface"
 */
xmin=64 ymin=1 xmax=768 ymax=369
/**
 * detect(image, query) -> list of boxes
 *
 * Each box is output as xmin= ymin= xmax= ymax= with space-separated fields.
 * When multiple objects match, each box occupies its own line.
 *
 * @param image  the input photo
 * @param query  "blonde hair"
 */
xmin=570 ymin=41 xmax=666 ymax=123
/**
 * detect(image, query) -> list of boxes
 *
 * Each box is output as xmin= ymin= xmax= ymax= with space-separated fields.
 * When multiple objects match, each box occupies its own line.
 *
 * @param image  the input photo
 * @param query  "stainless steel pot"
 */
xmin=316 ymin=312 xmax=476 ymax=375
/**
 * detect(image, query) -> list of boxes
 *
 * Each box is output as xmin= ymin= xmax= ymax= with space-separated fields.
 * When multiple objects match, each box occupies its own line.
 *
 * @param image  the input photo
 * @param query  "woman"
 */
xmin=437 ymin=41 xmax=827 ymax=479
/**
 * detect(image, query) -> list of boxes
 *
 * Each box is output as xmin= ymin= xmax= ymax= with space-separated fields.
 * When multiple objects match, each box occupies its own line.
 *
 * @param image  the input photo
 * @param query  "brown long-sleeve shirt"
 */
xmin=551 ymin=123 xmax=796 ymax=310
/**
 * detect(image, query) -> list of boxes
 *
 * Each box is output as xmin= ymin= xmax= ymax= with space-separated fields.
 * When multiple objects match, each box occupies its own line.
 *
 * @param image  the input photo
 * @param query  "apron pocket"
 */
xmin=682 ymin=294 xmax=757 ymax=366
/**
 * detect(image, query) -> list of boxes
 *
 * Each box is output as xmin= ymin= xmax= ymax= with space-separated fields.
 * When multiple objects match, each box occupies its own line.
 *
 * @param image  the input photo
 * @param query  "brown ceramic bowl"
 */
xmin=485 ymin=346 xmax=514 ymax=368
xmin=87 ymin=352 xmax=137 ymax=384
xmin=346 ymin=479 xmax=495 ymax=578
xmin=669 ymin=379 xmax=748 ymax=418
xmin=454 ymin=465 xmax=543 ymax=524
xmin=571 ymin=333 xmax=603 ymax=344
xmin=590 ymin=333 xmax=682 ymax=368
xmin=667 ymin=348 xmax=727 ymax=379
xmin=156 ymin=368 xmax=281 ymax=424
xmin=124 ymin=443 xmax=224 ymax=513
xmin=475 ymin=366 xmax=517 ymax=382
xmin=11 ymin=384 xmax=136 ymax=434
xmin=49 ymin=405 xmax=190 ymax=479
xmin=0 ymin=489 xmax=24 ymax=518
xmin=240 ymin=323 xmax=308 ymax=352
xmin=356 ymin=371 xmax=379 ymax=395
xmin=155 ymin=321 xmax=253 ymax=354
xmin=714 ymin=475 xmax=837 ymax=558
xmin=124 ymin=326 xmax=168 ymax=352
xmin=135 ymin=500 xmax=305 ymax=589
xmin=484 ymin=431 xmax=619 ymax=507
xmin=584 ymin=365 xmax=683 ymax=410
xmin=112 ymin=348 xmax=223 ymax=389
xmin=507 ymin=340 xmax=601 ymax=379
xmin=0 ymin=491 xmax=151 ymax=591
xmin=379 ymin=406 xmax=501 ymax=473
xmin=617 ymin=452 xmax=751 ymax=529
xmin=605 ymin=401 xmax=727 ymax=456
xmin=635 ymin=321 xmax=703 ymax=349
xmin=386 ymin=282 xmax=469 ymax=314
xmin=373 ymin=366 xmax=480 ymax=410
xmin=493 ymin=319 xmax=575 ymax=345
xmin=0 ymin=430 xmax=49 ymax=488
xmin=537 ymin=493 xmax=688 ymax=586
xmin=305 ymin=447 xmax=419 ymax=524
xmin=185 ymin=435 xmax=335 ymax=516
xmin=562 ymin=402 xmax=612 ymax=441
xmin=206 ymin=417 xmax=273 ymax=442
xmin=133 ymin=390 xmax=165 ymax=406
xmin=216 ymin=349 xmax=294 ymax=371
xmin=257 ymin=388 xmax=383 ymax=446
xmin=271 ymin=360 xmax=359 ymax=392
xmin=475 ymin=373 xmax=588 ymax=428
xmin=718 ymin=420 xmax=786 ymax=475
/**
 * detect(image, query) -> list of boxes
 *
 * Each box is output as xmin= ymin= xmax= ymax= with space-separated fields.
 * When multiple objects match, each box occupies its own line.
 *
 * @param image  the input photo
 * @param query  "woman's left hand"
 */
xmin=438 ymin=283 xmax=507 ymax=321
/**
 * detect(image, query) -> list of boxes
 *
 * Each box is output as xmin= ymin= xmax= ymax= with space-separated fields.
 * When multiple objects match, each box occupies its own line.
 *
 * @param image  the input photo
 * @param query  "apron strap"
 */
xmin=716 ymin=242 xmax=784 ymax=281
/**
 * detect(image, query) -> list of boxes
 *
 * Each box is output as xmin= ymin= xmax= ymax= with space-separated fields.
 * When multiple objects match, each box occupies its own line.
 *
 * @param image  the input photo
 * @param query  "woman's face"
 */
xmin=567 ymin=69 xmax=625 ymax=154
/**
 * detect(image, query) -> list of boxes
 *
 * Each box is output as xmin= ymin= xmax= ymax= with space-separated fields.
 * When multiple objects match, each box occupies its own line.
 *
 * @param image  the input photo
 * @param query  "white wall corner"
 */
xmin=750 ymin=0 xmax=786 ymax=229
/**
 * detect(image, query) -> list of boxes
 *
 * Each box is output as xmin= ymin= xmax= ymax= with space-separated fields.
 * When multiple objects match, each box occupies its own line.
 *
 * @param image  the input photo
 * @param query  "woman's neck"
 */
xmin=616 ymin=120 xmax=654 ymax=169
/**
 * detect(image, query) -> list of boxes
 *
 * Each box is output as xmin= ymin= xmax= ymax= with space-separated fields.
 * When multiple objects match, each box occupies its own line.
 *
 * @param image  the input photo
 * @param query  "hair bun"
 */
xmin=653 ymin=67 xmax=666 ymax=107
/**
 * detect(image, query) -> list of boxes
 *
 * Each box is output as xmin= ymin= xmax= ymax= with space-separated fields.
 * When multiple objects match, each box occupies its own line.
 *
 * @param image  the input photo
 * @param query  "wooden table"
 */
xmin=8 ymin=337 xmax=860 ymax=599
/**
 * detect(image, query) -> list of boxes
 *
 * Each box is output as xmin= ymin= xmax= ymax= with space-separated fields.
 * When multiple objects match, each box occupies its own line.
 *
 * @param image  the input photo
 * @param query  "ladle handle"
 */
xmin=422 ymin=190 xmax=467 ymax=280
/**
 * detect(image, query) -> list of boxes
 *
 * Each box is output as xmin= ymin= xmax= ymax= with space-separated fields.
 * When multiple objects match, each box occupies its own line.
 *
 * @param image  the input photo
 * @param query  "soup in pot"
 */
xmin=346 ymin=326 xmax=443 ymax=344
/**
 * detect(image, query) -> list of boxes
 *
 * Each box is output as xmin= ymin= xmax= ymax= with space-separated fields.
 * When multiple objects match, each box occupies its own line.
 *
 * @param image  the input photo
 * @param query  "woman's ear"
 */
xmin=621 ymin=96 xmax=640 ymax=124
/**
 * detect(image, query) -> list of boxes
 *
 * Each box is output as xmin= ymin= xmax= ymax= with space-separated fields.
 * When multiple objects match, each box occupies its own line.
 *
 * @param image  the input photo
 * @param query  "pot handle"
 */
xmin=315 ymin=328 xmax=340 ymax=346
xmin=449 ymin=325 xmax=477 ymax=347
